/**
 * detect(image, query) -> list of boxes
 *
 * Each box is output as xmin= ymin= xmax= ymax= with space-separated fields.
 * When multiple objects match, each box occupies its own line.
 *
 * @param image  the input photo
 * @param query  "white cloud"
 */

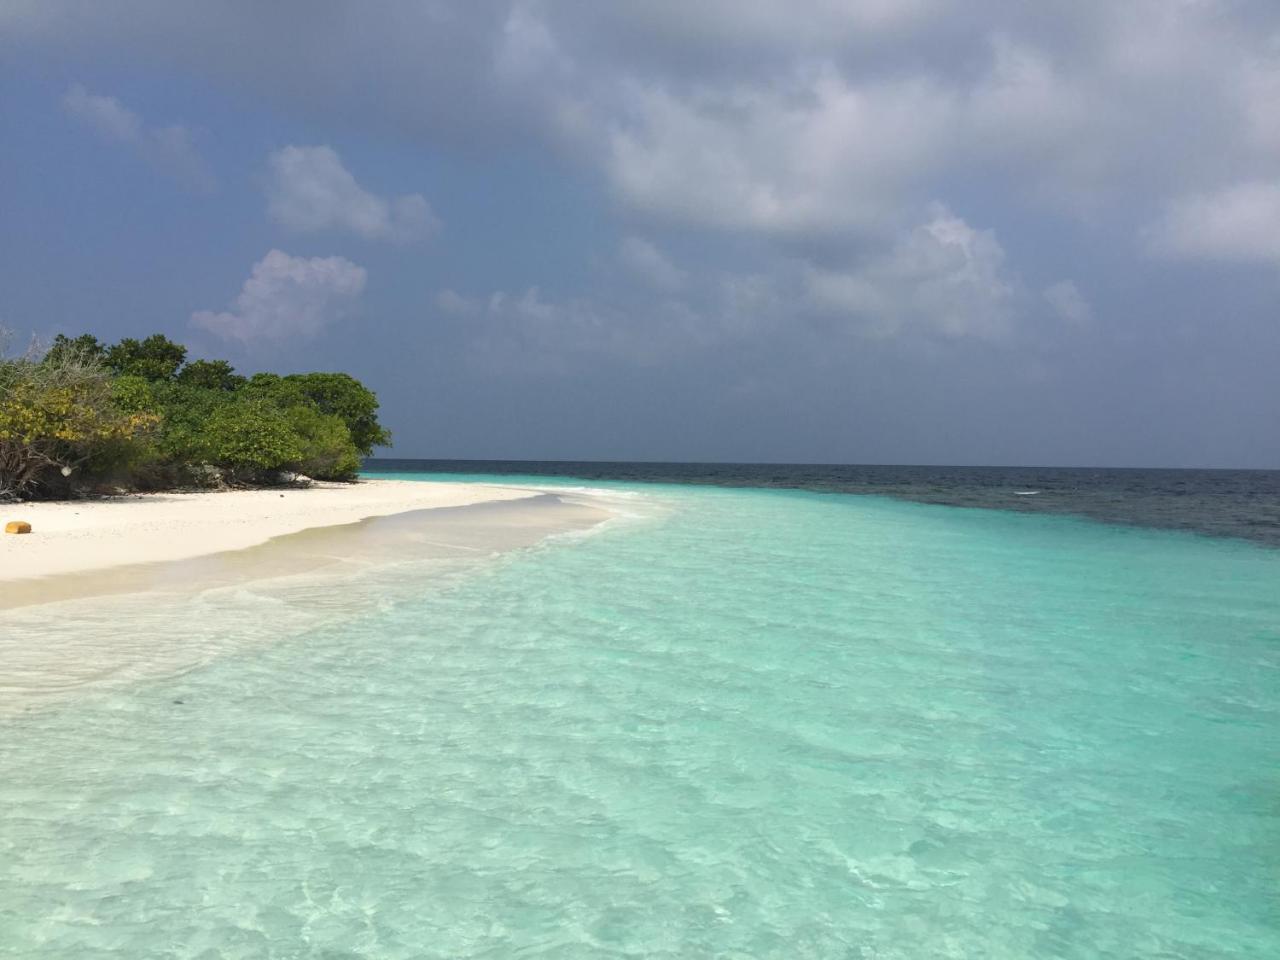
xmin=806 ymin=209 xmax=1016 ymax=340
xmin=265 ymin=145 xmax=440 ymax=242
xmin=1043 ymin=281 xmax=1093 ymax=325
xmin=607 ymin=68 xmax=955 ymax=235
xmin=61 ymin=83 xmax=213 ymax=189
xmin=191 ymin=249 xmax=367 ymax=343
xmin=435 ymin=283 xmax=719 ymax=372
xmin=435 ymin=289 xmax=482 ymax=316
xmin=618 ymin=236 xmax=686 ymax=291
xmin=452 ymin=287 xmax=628 ymax=372
xmin=515 ymin=4 xmax=1280 ymax=239
xmin=445 ymin=212 xmax=1026 ymax=361
xmin=30 ymin=6 xmax=1280 ymax=257
xmin=966 ymin=38 xmax=1093 ymax=173
xmin=1236 ymin=54 xmax=1280 ymax=152
xmin=23 ymin=0 xmax=1280 ymax=382
xmin=62 ymin=83 xmax=141 ymax=141
xmin=1145 ymin=181 xmax=1280 ymax=263
xmin=496 ymin=1 xmax=570 ymax=82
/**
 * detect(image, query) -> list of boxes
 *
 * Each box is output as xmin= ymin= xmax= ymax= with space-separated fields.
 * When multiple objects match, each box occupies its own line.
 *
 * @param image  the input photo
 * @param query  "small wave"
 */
xmin=1013 ymin=490 xmax=1041 ymax=496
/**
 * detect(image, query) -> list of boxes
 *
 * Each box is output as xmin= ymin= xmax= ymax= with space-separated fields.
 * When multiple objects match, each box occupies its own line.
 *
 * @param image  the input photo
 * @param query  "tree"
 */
xmin=105 ymin=334 xmax=187 ymax=381
xmin=43 ymin=333 xmax=106 ymax=367
xmin=280 ymin=372 xmax=391 ymax=455
xmin=176 ymin=358 xmax=245 ymax=391
xmin=3 ymin=329 xmax=388 ymax=496
xmin=0 ymin=335 xmax=156 ymax=498
xmin=148 ymin=381 xmax=238 ymax=466
xmin=199 ymin=397 xmax=304 ymax=483
xmin=283 ymin=404 xmax=361 ymax=480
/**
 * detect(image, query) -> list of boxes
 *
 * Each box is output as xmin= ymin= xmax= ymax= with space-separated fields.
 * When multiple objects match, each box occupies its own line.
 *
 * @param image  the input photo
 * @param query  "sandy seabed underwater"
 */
xmin=1 ymin=477 xmax=1278 ymax=959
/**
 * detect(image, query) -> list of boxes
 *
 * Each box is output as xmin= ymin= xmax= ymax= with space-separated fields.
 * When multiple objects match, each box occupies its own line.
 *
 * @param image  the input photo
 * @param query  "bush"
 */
xmin=148 ymin=381 xmax=233 ymax=466
xmin=284 ymin=405 xmax=362 ymax=481
xmin=0 ymin=337 xmax=155 ymax=498
xmin=200 ymin=398 xmax=305 ymax=483
xmin=280 ymin=372 xmax=391 ymax=455
xmin=176 ymin=359 xmax=245 ymax=391
xmin=1 ymin=328 xmax=390 ymax=497
xmin=105 ymin=334 xmax=187 ymax=381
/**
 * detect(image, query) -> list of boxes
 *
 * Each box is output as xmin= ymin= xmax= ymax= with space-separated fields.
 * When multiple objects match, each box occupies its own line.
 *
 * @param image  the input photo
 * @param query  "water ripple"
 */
xmin=2 ymin=487 xmax=1278 ymax=957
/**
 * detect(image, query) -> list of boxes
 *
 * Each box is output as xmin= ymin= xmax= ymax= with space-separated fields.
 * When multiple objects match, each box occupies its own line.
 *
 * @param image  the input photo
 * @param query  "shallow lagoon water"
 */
xmin=1 ymin=479 xmax=1278 ymax=958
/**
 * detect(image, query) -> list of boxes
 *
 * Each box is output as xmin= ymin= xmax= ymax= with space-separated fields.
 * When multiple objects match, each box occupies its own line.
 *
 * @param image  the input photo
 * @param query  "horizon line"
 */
xmin=363 ymin=456 xmax=1280 ymax=473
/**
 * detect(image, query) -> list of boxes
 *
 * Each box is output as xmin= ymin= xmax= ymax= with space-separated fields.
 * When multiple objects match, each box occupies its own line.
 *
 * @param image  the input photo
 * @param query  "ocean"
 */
xmin=370 ymin=460 xmax=1280 ymax=548
xmin=1 ymin=463 xmax=1277 ymax=957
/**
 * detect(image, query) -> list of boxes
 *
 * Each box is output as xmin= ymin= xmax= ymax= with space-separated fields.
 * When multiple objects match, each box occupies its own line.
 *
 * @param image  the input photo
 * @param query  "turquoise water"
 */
xmin=2 ymin=479 xmax=1278 ymax=958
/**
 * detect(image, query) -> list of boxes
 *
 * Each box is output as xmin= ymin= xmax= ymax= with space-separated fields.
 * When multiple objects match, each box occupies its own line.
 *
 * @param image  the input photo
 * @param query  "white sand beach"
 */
xmin=0 ymin=479 xmax=615 ymax=710
xmin=0 ymin=479 xmax=538 ymax=583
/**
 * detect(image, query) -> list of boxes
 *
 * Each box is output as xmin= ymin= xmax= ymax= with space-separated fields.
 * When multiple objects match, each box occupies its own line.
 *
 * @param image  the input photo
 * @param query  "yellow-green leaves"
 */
xmin=0 ymin=349 xmax=156 ymax=496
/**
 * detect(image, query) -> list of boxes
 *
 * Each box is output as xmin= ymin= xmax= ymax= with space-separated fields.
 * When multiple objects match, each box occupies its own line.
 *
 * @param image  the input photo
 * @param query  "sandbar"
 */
xmin=0 ymin=479 xmax=539 ymax=585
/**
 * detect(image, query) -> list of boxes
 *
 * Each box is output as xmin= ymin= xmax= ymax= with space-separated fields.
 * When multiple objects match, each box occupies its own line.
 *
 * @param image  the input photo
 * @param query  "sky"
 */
xmin=2 ymin=1 xmax=1278 ymax=468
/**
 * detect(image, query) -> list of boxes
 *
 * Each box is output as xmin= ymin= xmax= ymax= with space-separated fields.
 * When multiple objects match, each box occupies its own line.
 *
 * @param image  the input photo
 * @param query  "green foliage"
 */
xmin=43 ymin=334 xmax=106 ymax=367
xmin=283 ymin=404 xmax=362 ymax=481
xmin=105 ymin=334 xmax=187 ymax=381
xmin=2 ymin=329 xmax=389 ymax=496
xmin=148 ymin=381 xmax=232 ymax=465
xmin=176 ymin=359 xmax=246 ymax=391
xmin=0 ymin=342 xmax=156 ymax=497
xmin=281 ymin=372 xmax=391 ymax=455
xmin=110 ymin=375 xmax=157 ymax=414
xmin=200 ymin=398 xmax=305 ymax=480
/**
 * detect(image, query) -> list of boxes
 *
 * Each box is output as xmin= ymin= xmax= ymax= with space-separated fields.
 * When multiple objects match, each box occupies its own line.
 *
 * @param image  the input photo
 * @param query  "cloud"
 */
xmin=435 ymin=283 xmax=720 ymax=373
xmin=191 ymin=249 xmax=367 ymax=343
xmin=440 ymin=209 xmax=1028 ymax=374
xmin=435 ymin=288 xmax=482 ymax=316
xmin=965 ymin=37 xmax=1095 ymax=185
xmin=1145 ymin=181 xmax=1280 ymax=263
xmin=581 ymin=0 xmax=936 ymax=55
xmin=1043 ymin=281 xmax=1093 ymax=326
xmin=61 ymin=83 xmax=214 ymax=189
xmin=28 ymin=5 xmax=1280 ymax=249
xmin=607 ymin=68 xmax=955 ymax=235
xmin=495 ymin=1 xmax=571 ymax=82
xmin=553 ymin=4 xmax=1280 ymax=234
xmin=445 ymin=209 xmax=1029 ymax=363
xmin=265 ymin=145 xmax=440 ymax=242
xmin=805 ymin=209 xmax=1017 ymax=340
xmin=440 ymin=286 xmax=629 ymax=373
xmin=618 ymin=236 xmax=686 ymax=291
xmin=1236 ymin=54 xmax=1280 ymax=153
xmin=61 ymin=83 xmax=140 ymax=141
xmin=11 ymin=1 xmax=1280 ymax=467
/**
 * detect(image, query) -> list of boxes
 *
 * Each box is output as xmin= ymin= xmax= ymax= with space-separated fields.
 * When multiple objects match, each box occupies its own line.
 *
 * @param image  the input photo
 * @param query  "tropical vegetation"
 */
xmin=0 ymin=330 xmax=389 ymax=500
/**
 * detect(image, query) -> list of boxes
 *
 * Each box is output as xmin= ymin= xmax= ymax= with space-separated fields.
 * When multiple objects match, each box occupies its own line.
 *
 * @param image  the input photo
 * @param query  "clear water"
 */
xmin=370 ymin=459 xmax=1280 ymax=548
xmin=2 ymin=479 xmax=1278 ymax=958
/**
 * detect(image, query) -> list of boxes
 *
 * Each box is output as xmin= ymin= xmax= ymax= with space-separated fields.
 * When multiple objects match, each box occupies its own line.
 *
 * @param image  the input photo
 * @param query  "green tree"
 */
xmin=280 ymin=372 xmax=391 ymax=455
xmin=283 ymin=404 xmax=361 ymax=480
xmin=105 ymin=334 xmax=187 ymax=381
xmin=148 ymin=381 xmax=236 ymax=466
xmin=5 ymin=329 xmax=388 ymax=496
xmin=199 ymin=397 xmax=304 ymax=483
xmin=0 ymin=337 xmax=156 ymax=498
xmin=43 ymin=333 xmax=106 ymax=367
xmin=176 ymin=358 xmax=246 ymax=391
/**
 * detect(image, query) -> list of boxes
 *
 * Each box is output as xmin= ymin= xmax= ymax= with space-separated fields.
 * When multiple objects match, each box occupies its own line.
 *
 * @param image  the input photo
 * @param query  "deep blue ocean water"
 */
xmin=1 ymin=466 xmax=1277 ymax=957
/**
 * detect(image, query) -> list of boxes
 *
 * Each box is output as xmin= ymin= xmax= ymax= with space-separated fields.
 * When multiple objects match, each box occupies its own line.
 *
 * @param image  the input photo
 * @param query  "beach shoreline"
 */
xmin=0 ymin=478 xmax=543 ymax=586
xmin=0 ymin=480 xmax=616 ymax=710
